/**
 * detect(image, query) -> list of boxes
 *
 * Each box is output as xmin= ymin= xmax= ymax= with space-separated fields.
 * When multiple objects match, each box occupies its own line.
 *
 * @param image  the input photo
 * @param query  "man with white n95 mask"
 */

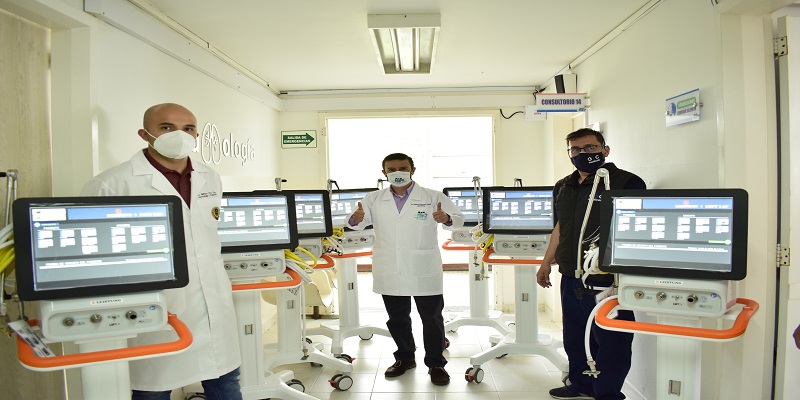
xmin=80 ymin=103 xmax=242 ymax=400
xmin=347 ymin=152 xmax=464 ymax=386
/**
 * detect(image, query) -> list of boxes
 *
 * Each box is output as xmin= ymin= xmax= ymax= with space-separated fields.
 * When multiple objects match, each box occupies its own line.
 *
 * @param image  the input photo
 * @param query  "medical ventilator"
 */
xmin=463 ymin=186 xmax=569 ymax=384
xmin=587 ymin=185 xmax=758 ymax=399
xmin=304 ymin=184 xmax=391 ymax=357
xmin=441 ymin=177 xmax=512 ymax=337
xmin=12 ymin=196 xmax=193 ymax=400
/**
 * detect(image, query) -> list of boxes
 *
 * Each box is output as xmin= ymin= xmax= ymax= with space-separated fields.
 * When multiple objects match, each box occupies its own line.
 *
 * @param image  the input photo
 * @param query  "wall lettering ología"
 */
xmin=197 ymin=122 xmax=255 ymax=166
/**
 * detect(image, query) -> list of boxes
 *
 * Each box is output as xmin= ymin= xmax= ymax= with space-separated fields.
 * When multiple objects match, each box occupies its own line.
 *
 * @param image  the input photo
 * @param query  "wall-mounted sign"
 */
xmin=535 ymin=93 xmax=589 ymax=112
xmin=197 ymin=122 xmax=255 ymax=166
xmin=665 ymin=89 xmax=700 ymax=127
xmin=281 ymin=130 xmax=317 ymax=149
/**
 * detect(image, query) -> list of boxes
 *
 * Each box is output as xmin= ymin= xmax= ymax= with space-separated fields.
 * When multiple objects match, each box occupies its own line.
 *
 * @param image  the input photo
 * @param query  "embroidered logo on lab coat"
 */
xmin=415 ymin=211 xmax=429 ymax=220
xmin=211 ymin=206 xmax=221 ymax=220
xmin=199 ymin=191 xmax=218 ymax=199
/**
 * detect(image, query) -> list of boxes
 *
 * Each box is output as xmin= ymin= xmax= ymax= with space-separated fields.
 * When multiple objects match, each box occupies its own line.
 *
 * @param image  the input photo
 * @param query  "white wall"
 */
xmin=278 ymin=111 xmax=329 ymax=190
xmin=570 ymin=0 xmax=777 ymax=399
xmin=86 ymin=21 xmax=281 ymax=192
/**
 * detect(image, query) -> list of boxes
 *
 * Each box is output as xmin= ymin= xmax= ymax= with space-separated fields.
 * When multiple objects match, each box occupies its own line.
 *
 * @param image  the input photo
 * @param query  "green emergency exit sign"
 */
xmin=281 ymin=130 xmax=317 ymax=148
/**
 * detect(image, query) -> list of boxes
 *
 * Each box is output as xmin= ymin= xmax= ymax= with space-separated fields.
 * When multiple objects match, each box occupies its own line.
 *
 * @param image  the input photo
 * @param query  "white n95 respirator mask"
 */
xmin=386 ymin=171 xmax=412 ymax=187
xmin=145 ymin=130 xmax=196 ymax=159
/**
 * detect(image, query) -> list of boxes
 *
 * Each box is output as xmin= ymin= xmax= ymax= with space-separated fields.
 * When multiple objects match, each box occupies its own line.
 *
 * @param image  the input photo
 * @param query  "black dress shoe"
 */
xmin=429 ymin=367 xmax=450 ymax=385
xmin=385 ymin=360 xmax=416 ymax=377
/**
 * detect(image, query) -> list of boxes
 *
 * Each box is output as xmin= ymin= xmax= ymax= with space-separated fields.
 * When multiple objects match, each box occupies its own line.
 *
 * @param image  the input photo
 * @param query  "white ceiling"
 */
xmin=141 ymin=0 xmax=652 ymax=93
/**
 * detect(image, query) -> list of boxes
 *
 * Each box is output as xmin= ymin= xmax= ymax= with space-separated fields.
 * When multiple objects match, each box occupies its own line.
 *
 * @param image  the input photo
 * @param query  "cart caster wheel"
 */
xmin=445 ymin=338 xmax=450 ymax=349
xmin=287 ymin=378 xmax=305 ymax=392
xmin=186 ymin=394 xmax=205 ymax=400
xmin=336 ymin=353 xmax=355 ymax=363
xmin=329 ymin=374 xmax=353 ymax=391
xmin=464 ymin=367 xmax=484 ymax=383
xmin=310 ymin=362 xmax=323 ymax=367
xmin=359 ymin=333 xmax=373 ymax=340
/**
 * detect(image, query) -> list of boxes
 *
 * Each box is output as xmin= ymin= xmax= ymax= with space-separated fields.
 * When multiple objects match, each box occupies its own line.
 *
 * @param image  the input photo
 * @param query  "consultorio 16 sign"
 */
xmin=195 ymin=122 xmax=255 ymax=166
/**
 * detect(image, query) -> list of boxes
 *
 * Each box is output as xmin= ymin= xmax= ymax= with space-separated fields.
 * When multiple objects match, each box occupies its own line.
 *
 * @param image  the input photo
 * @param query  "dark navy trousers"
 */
xmin=560 ymin=275 xmax=634 ymax=400
xmin=382 ymin=294 xmax=447 ymax=368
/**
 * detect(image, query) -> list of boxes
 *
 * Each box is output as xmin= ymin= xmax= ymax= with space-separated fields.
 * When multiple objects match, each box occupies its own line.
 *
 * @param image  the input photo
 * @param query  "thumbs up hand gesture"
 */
xmin=433 ymin=202 xmax=450 ymax=224
xmin=351 ymin=202 xmax=366 ymax=224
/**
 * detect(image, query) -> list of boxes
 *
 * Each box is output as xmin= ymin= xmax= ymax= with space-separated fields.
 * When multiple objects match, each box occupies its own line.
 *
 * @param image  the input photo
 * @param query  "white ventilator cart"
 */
xmin=183 ymin=191 xmax=352 ymax=400
xmin=464 ymin=186 xmax=569 ymax=383
xmin=441 ymin=180 xmax=513 ymax=337
xmin=11 ymin=196 xmax=193 ymax=400
xmin=588 ymin=188 xmax=758 ymax=400
xmin=306 ymin=186 xmax=391 ymax=356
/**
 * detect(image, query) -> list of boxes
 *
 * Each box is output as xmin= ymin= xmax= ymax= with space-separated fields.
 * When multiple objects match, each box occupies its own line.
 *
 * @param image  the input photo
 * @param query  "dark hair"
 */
xmin=565 ymin=128 xmax=605 ymax=146
xmin=382 ymin=153 xmax=414 ymax=170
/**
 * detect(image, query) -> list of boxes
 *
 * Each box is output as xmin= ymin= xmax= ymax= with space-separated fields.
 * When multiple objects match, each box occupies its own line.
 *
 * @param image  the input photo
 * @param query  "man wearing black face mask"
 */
xmin=537 ymin=128 xmax=645 ymax=400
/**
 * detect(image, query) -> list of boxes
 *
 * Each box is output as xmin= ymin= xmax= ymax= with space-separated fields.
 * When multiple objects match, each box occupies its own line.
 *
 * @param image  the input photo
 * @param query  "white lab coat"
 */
xmin=80 ymin=150 xmax=240 ymax=391
xmin=348 ymin=183 xmax=464 ymax=296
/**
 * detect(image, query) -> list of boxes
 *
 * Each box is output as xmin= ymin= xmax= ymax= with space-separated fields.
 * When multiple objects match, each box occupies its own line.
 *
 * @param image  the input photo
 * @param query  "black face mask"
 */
xmin=571 ymin=152 xmax=605 ymax=173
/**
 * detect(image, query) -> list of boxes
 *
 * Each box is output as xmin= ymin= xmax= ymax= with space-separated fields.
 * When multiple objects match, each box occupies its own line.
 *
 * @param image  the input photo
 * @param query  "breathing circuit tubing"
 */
xmin=574 ymin=168 xmax=610 ymax=280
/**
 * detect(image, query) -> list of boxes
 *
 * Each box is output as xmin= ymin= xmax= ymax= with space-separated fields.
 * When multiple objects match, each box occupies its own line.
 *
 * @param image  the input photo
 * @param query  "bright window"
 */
xmin=327 ymin=116 xmax=493 ymax=190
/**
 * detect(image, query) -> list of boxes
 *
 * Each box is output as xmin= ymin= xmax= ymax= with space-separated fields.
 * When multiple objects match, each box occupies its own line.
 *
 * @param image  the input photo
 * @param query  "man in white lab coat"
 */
xmin=81 ymin=103 xmax=242 ymax=400
xmin=348 ymin=153 xmax=464 ymax=386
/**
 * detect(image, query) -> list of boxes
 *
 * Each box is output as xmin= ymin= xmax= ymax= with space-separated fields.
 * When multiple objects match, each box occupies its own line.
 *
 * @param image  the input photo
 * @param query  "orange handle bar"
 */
xmin=595 ymin=298 xmax=759 ymax=341
xmin=18 ymin=314 xmax=192 ymax=370
xmin=231 ymin=269 xmax=303 ymax=292
xmin=331 ymin=251 xmax=372 ymax=259
xmin=481 ymin=248 xmax=542 ymax=265
xmin=441 ymin=239 xmax=477 ymax=251
xmin=313 ymin=254 xmax=336 ymax=270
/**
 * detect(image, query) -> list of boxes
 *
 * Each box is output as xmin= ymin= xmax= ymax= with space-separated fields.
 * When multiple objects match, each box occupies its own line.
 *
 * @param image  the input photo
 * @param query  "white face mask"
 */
xmin=386 ymin=171 xmax=412 ymax=187
xmin=145 ymin=130 xmax=196 ymax=159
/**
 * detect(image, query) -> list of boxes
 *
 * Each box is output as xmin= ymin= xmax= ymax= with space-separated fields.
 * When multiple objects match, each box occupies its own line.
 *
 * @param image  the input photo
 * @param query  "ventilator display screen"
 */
xmin=219 ymin=193 xmax=298 ymax=253
xmin=291 ymin=191 xmax=333 ymax=238
xmin=443 ymin=187 xmax=482 ymax=227
xmin=482 ymin=186 xmax=554 ymax=234
xmin=13 ymin=196 xmax=189 ymax=301
xmin=330 ymin=188 xmax=376 ymax=230
xmin=598 ymin=189 xmax=748 ymax=280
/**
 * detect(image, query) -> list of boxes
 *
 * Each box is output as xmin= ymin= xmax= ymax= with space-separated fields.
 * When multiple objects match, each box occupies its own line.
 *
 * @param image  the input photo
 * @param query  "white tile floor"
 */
xmin=261 ymin=271 xmax=570 ymax=400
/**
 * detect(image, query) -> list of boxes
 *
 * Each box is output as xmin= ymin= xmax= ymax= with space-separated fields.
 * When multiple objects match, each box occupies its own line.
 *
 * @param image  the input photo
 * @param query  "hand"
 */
xmin=432 ymin=202 xmax=449 ymax=224
xmin=794 ymin=323 xmax=800 ymax=349
xmin=351 ymin=202 xmax=365 ymax=224
xmin=536 ymin=263 xmax=552 ymax=288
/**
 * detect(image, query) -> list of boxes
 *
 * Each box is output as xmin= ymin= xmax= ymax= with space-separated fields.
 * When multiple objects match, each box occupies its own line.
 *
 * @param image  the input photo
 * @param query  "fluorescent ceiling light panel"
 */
xmin=368 ymin=14 xmax=440 ymax=74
